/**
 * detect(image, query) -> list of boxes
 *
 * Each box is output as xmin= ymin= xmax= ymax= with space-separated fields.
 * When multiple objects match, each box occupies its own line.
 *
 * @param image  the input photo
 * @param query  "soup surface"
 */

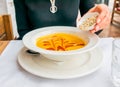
xmin=36 ymin=33 xmax=86 ymax=51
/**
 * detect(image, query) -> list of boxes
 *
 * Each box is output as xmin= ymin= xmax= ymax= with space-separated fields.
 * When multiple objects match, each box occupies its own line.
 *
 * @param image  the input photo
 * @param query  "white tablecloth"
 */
xmin=0 ymin=38 xmax=115 ymax=87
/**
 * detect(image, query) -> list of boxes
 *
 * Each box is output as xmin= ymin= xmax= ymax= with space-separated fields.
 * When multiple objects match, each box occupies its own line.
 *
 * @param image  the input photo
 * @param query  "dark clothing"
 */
xmin=13 ymin=0 xmax=95 ymax=39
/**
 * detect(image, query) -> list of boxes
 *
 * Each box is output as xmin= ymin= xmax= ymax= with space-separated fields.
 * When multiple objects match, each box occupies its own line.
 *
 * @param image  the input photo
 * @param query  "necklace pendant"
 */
xmin=50 ymin=5 xmax=57 ymax=13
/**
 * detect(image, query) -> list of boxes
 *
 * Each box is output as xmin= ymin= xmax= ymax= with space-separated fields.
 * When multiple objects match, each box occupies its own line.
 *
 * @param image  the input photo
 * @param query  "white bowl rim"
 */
xmin=22 ymin=26 xmax=100 ymax=55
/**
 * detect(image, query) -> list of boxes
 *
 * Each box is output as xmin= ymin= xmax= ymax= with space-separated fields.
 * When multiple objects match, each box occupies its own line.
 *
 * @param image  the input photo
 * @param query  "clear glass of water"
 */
xmin=111 ymin=38 xmax=120 ymax=87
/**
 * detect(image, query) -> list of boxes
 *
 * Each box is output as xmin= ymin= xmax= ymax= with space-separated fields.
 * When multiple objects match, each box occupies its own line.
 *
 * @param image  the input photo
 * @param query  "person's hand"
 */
xmin=87 ymin=4 xmax=111 ymax=33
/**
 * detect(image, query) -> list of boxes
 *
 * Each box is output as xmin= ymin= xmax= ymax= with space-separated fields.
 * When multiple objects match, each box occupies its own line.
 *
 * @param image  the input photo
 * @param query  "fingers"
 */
xmin=88 ymin=4 xmax=111 ymax=33
xmin=88 ymin=4 xmax=108 ymax=24
xmin=90 ymin=28 xmax=97 ymax=33
xmin=88 ymin=4 xmax=99 ymax=12
xmin=96 ymin=4 xmax=109 ymax=23
xmin=96 ymin=11 xmax=106 ymax=23
xmin=88 ymin=7 xmax=96 ymax=12
xmin=90 ymin=11 xmax=111 ymax=33
xmin=96 ymin=12 xmax=111 ymax=29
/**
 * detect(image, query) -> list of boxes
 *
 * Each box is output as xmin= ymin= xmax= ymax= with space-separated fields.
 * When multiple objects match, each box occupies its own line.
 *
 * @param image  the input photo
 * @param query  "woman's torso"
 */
xmin=25 ymin=0 xmax=80 ymax=29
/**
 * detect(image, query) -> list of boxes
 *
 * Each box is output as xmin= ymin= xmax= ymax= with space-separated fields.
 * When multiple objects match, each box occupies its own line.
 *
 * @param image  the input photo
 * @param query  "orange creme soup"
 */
xmin=36 ymin=33 xmax=87 ymax=51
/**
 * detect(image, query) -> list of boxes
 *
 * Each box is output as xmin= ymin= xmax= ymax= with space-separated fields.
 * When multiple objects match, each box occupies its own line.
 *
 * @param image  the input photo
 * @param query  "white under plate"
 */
xmin=18 ymin=47 xmax=103 ymax=79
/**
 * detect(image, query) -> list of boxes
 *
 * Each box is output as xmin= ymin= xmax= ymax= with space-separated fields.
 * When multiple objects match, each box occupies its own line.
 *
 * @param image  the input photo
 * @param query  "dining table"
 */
xmin=0 ymin=38 xmax=115 ymax=87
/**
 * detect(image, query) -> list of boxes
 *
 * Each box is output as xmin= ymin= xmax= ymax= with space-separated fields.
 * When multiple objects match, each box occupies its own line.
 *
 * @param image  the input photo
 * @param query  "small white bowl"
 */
xmin=23 ymin=26 xmax=100 ymax=62
xmin=77 ymin=12 xmax=99 ymax=31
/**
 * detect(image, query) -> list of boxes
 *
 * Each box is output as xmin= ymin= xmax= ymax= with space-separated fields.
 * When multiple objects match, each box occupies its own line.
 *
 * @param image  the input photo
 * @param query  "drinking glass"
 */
xmin=111 ymin=38 xmax=120 ymax=87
